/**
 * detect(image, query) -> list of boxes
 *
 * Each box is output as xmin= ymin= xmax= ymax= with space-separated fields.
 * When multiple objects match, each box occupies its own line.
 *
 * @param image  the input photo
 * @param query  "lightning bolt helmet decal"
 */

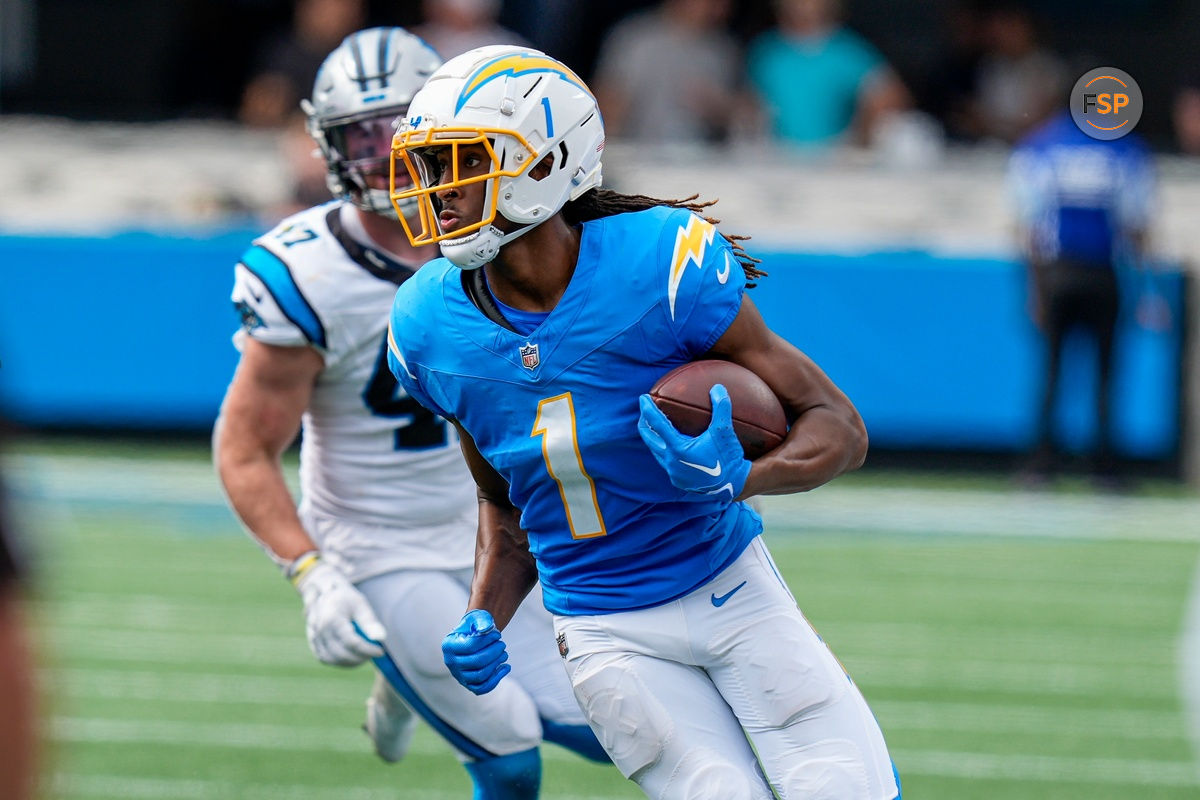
xmin=456 ymin=52 xmax=594 ymax=113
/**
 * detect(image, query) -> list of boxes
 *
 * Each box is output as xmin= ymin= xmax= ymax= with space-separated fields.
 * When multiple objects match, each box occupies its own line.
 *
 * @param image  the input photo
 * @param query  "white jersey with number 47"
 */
xmin=230 ymin=201 xmax=476 ymax=581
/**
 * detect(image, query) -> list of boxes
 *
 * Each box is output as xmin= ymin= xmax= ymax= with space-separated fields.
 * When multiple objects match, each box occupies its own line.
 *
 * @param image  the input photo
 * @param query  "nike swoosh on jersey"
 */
xmin=711 ymin=580 xmax=747 ymax=607
xmin=680 ymin=459 xmax=722 ymax=477
xmin=716 ymin=252 xmax=731 ymax=284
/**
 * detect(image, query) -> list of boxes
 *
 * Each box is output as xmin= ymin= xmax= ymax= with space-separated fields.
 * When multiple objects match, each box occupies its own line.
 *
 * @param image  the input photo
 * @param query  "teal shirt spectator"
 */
xmin=748 ymin=28 xmax=884 ymax=145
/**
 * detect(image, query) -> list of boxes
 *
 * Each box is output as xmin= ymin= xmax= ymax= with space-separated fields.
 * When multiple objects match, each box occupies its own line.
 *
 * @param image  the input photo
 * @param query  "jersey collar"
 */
xmin=326 ymin=205 xmax=418 ymax=286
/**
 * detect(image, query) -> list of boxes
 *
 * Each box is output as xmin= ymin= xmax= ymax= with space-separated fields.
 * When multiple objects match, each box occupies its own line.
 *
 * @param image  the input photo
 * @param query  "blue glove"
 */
xmin=442 ymin=609 xmax=511 ymax=695
xmin=637 ymin=383 xmax=752 ymax=500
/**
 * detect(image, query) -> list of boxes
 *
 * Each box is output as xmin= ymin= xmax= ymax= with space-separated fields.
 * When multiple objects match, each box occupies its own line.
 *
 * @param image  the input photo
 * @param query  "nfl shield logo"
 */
xmin=556 ymin=631 xmax=568 ymax=658
xmin=520 ymin=342 xmax=540 ymax=370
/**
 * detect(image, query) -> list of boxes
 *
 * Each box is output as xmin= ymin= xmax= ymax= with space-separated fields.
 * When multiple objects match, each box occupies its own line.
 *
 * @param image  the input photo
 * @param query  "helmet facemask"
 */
xmin=391 ymin=128 xmax=541 ymax=267
xmin=321 ymin=115 xmax=417 ymax=216
xmin=388 ymin=45 xmax=606 ymax=269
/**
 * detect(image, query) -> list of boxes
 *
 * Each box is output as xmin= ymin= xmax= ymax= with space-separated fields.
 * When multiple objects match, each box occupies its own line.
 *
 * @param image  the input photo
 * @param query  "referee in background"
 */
xmin=1008 ymin=108 xmax=1157 ymax=486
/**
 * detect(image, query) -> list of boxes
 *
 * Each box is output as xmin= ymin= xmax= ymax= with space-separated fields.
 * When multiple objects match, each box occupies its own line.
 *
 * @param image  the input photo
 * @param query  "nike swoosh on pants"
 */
xmin=711 ymin=580 xmax=747 ymax=607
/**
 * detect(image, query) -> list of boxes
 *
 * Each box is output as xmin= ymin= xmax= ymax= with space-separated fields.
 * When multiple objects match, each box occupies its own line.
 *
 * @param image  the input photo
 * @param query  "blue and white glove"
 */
xmin=637 ymin=383 xmax=752 ymax=500
xmin=289 ymin=553 xmax=386 ymax=667
xmin=442 ymin=609 xmax=511 ymax=695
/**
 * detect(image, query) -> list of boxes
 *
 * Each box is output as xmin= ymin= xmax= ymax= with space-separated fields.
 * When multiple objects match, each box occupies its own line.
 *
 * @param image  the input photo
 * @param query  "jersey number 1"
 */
xmin=532 ymin=393 xmax=606 ymax=539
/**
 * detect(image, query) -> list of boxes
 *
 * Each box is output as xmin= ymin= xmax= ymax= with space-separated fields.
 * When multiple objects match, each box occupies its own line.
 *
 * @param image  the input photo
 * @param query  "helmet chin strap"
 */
xmin=439 ymin=226 xmax=504 ymax=270
xmin=440 ymin=219 xmax=540 ymax=270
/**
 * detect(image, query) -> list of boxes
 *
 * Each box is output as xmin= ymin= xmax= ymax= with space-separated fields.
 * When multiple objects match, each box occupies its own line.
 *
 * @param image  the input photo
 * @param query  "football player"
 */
xmin=213 ymin=28 xmax=606 ymax=799
xmin=387 ymin=46 xmax=901 ymax=799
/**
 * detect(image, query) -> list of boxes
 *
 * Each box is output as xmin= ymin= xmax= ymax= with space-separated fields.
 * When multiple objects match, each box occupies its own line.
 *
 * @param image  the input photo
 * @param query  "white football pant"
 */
xmin=554 ymin=536 xmax=899 ymax=800
xmin=357 ymin=566 xmax=588 ymax=761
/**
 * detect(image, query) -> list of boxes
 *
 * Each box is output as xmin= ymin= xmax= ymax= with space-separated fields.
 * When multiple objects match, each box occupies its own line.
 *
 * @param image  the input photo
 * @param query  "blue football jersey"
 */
xmin=1008 ymin=111 xmax=1155 ymax=266
xmin=388 ymin=206 xmax=763 ymax=615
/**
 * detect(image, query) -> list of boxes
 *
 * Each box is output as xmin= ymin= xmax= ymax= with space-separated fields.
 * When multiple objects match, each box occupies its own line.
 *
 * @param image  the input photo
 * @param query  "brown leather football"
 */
xmin=649 ymin=360 xmax=788 ymax=459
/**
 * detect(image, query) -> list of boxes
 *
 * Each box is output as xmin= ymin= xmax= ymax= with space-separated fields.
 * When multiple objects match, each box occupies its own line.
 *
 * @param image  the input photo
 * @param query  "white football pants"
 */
xmin=554 ymin=536 xmax=899 ymax=800
xmin=357 ymin=567 xmax=588 ymax=761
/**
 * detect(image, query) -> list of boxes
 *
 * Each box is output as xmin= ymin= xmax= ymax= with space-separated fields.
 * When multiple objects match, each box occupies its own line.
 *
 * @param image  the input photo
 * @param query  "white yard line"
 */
xmin=40 ymin=622 xmax=1174 ymax=699
xmin=10 ymin=452 xmax=1200 ymax=543
xmin=51 ymin=772 xmax=628 ymax=800
xmin=891 ymin=748 xmax=1200 ymax=787
xmin=49 ymin=669 xmax=1185 ymax=741
xmin=872 ymin=699 xmax=1184 ymax=741
xmin=50 ymin=667 xmax=358 ymax=706
xmin=48 ymin=716 xmax=590 ymax=765
xmin=47 ymin=740 xmax=1198 ymax=794
xmin=761 ymin=485 xmax=1200 ymax=543
xmin=9 ymin=453 xmax=234 ymax=508
xmin=42 ymin=626 xmax=314 ymax=668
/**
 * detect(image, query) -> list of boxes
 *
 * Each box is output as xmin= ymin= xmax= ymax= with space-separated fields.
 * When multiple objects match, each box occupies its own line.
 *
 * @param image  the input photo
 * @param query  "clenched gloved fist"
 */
xmin=442 ymin=609 xmax=510 ymax=695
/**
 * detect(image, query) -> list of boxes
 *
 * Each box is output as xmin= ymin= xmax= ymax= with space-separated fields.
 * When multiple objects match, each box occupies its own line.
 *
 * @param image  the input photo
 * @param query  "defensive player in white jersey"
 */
xmin=386 ymin=46 xmax=900 ymax=799
xmin=213 ymin=28 xmax=607 ymax=799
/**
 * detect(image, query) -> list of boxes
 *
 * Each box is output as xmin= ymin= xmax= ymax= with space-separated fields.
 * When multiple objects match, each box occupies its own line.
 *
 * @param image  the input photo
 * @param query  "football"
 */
xmin=648 ymin=360 xmax=788 ymax=460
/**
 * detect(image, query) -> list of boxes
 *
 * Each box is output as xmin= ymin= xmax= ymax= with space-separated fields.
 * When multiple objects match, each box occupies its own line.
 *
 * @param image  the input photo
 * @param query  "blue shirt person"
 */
xmin=1008 ymin=110 xmax=1157 ymax=482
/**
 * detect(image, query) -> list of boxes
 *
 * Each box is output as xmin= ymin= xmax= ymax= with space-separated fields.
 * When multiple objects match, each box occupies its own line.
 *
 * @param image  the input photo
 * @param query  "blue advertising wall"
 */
xmin=0 ymin=234 xmax=1186 ymax=459
xmin=0 ymin=231 xmax=248 ymax=430
xmin=751 ymin=251 xmax=1185 ymax=459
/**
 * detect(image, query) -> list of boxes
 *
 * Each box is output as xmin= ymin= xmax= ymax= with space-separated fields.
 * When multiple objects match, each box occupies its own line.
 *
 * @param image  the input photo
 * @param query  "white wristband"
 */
xmin=285 ymin=551 xmax=321 ymax=586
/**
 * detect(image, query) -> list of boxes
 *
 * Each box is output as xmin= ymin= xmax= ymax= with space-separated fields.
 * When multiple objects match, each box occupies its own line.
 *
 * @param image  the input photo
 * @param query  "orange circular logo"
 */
xmin=1069 ymin=67 xmax=1143 ymax=140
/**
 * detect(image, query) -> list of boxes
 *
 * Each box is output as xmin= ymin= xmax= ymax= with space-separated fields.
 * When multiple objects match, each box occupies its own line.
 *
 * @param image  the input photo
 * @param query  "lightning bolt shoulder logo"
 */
xmin=668 ymin=216 xmax=716 ymax=320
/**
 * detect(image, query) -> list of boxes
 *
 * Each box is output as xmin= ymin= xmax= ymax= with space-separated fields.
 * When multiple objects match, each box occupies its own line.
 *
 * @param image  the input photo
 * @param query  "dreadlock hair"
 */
xmin=561 ymin=189 xmax=766 ymax=286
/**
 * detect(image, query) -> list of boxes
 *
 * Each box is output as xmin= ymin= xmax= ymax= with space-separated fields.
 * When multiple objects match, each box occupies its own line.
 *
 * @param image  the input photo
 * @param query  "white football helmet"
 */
xmin=390 ymin=45 xmax=605 ymax=269
xmin=302 ymin=27 xmax=442 ymax=216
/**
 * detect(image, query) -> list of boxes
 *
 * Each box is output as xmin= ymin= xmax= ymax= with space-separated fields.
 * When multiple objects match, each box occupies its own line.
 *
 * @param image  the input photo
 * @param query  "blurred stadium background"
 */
xmin=2 ymin=0 xmax=1199 ymax=798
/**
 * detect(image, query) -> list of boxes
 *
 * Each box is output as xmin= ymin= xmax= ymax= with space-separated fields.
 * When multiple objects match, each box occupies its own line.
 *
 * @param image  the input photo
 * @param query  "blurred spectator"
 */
xmin=1172 ymin=70 xmax=1200 ymax=156
xmin=964 ymin=3 xmax=1066 ymax=144
xmin=745 ymin=0 xmax=911 ymax=148
xmin=238 ymin=0 xmax=366 ymax=128
xmin=592 ymin=0 xmax=743 ymax=145
xmin=923 ymin=0 xmax=986 ymax=142
xmin=497 ymin=0 xmax=579 ymax=59
xmin=1008 ymin=111 xmax=1156 ymax=486
xmin=414 ymin=0 xmax=529 ymax=61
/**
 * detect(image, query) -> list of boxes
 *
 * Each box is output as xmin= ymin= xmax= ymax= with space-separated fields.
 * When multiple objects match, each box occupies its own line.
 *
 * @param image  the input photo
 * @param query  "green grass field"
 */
xmin=8 ymin=439 xmax=1200 ymax=799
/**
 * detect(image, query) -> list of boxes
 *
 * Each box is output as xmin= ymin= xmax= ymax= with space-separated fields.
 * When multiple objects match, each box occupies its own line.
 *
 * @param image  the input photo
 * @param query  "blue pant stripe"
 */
xmin=371 ymin=647 xmax=497 ymax=761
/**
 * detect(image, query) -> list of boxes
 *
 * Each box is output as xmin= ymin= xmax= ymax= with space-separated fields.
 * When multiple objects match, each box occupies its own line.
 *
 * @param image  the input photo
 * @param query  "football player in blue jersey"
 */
xmin=214 ymin=28 xmax=607 ymax=800
xmin=386 ymin=45 xmax=900 ymax=800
